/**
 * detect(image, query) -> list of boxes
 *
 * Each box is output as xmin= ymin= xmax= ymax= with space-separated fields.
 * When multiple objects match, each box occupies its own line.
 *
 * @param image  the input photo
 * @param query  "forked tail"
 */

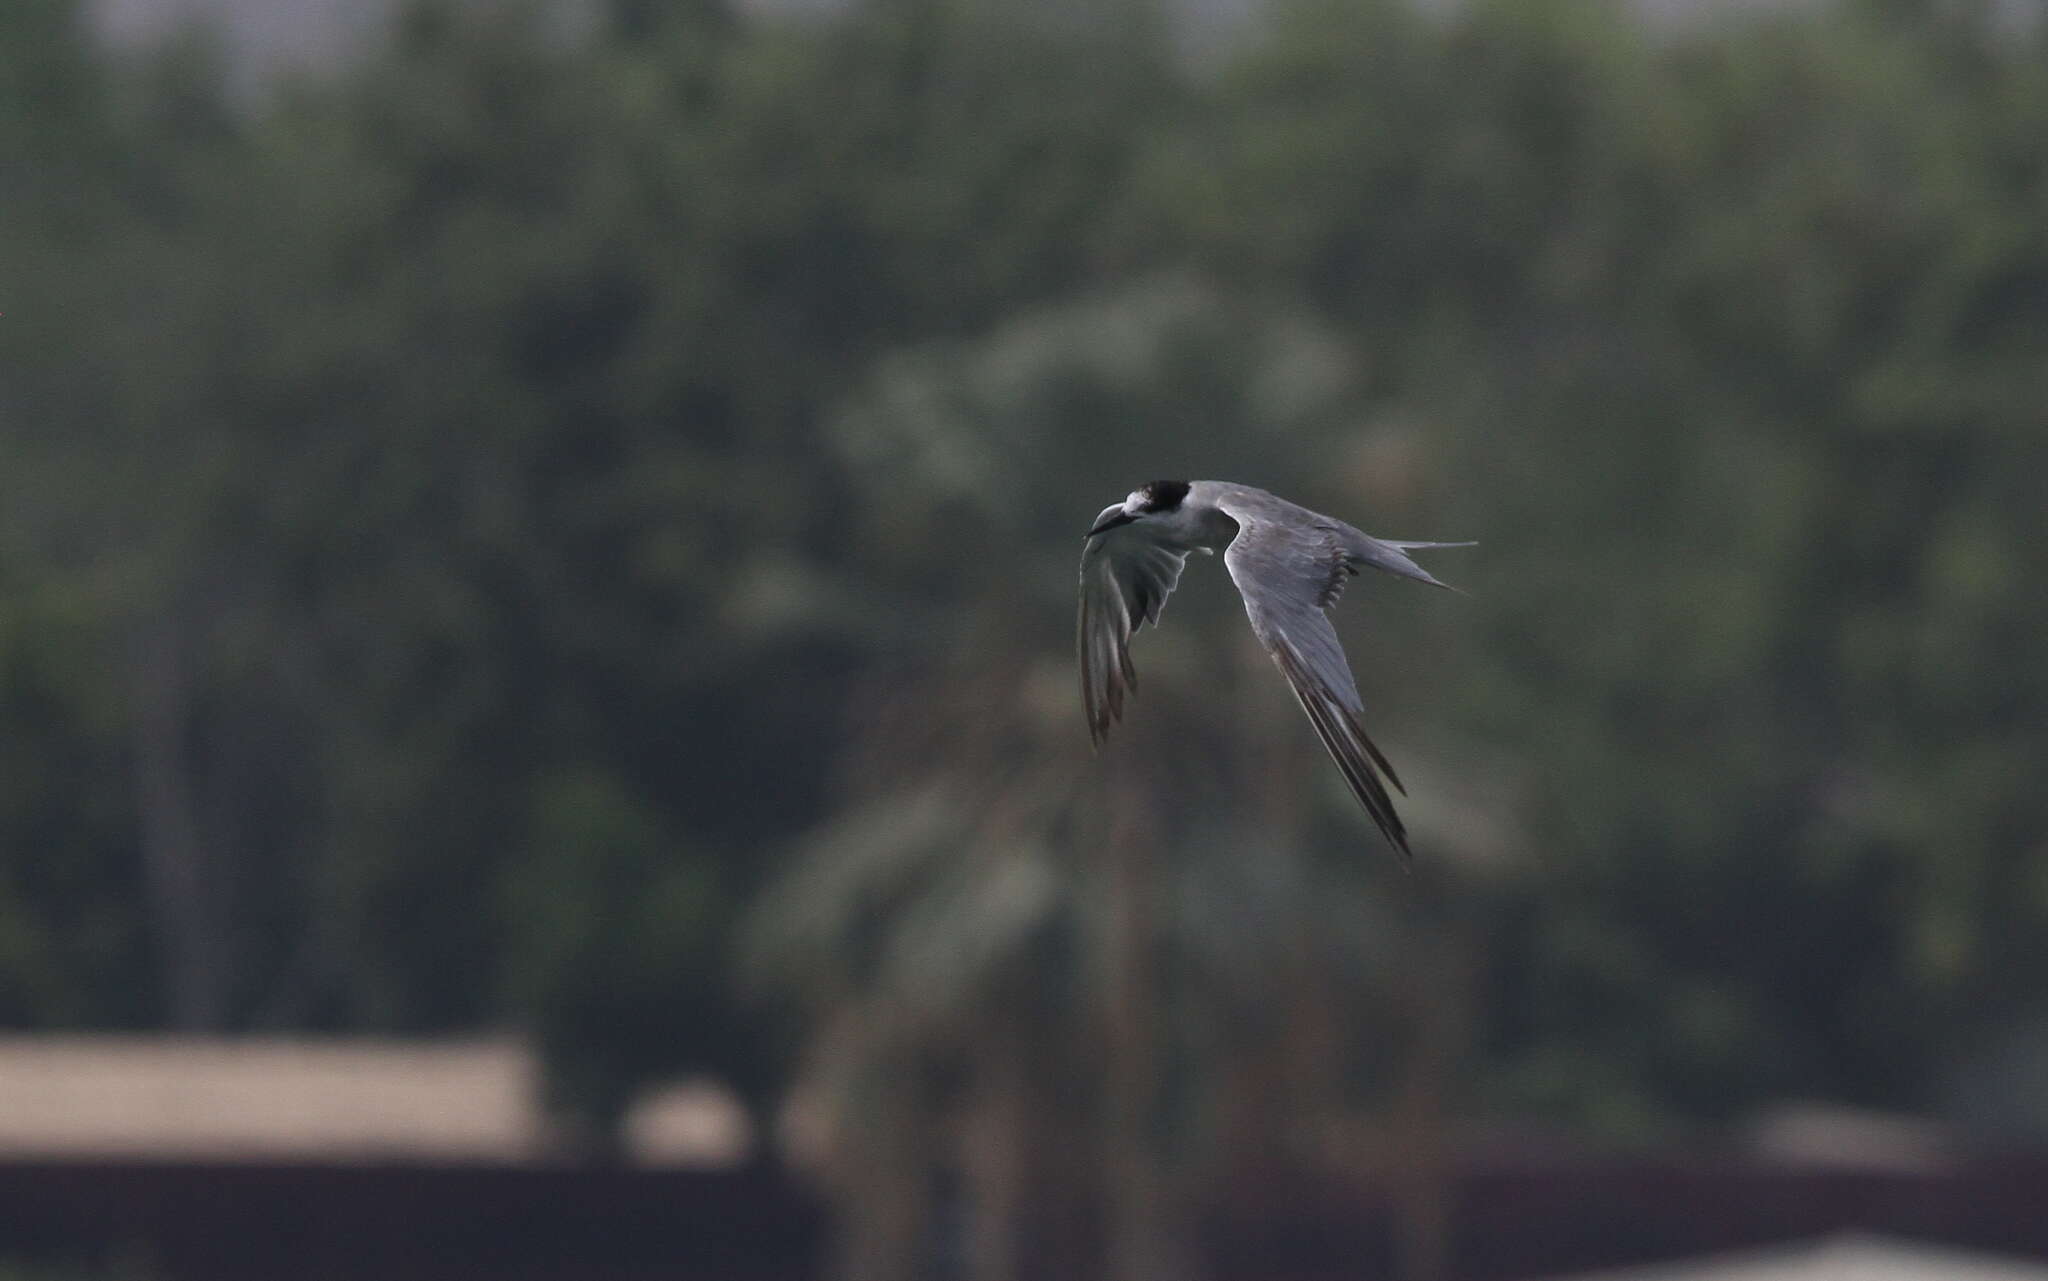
xmin=1349 ymin=535 xmax=1476 ymax=591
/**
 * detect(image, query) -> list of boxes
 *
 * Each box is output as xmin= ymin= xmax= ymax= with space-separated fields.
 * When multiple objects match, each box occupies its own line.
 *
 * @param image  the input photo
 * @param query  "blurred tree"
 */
xmin=0 ymin=2 xmax=141 ymax=1027
xmin=501 ymin=767 xmax=741 ymax=1150
xmin=1126 ymin=0 xmax=2048 ymax=1137
xmin=0 ymin=0 xmax=1192 ymax=1139
xmin=0 ymin=0 xmax=2045 ymax=1247
xmin=751 ymin=279 xmax=1479 ymax=1281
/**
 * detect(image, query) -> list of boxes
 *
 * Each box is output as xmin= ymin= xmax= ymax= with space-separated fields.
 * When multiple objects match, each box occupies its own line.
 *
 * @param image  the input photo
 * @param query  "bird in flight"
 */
xmin=1078 ymin=480 xmax=1470 ymax=864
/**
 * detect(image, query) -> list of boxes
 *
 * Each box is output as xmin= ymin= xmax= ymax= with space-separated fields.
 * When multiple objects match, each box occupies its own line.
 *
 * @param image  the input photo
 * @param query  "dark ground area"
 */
xmin=6 ymin=1154 xmax=2048 ymax=1281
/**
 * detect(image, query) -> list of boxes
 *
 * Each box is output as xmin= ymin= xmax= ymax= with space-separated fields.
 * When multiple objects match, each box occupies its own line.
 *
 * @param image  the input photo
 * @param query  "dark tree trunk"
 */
xmin=132 ymin=609 xmax=228 ymax=1030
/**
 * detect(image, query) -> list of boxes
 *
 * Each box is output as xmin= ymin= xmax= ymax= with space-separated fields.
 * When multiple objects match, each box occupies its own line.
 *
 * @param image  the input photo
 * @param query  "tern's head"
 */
xmin=1088 ymin=480 xmax=1190 ymax=536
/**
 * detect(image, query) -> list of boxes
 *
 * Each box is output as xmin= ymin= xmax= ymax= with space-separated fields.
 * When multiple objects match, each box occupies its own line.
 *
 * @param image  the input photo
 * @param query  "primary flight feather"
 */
xmin=1078 ymin=480 xmax=1470 ymax=865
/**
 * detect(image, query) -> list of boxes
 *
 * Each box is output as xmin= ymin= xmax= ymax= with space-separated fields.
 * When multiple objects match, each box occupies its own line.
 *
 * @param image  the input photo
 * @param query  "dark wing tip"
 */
xmin=1079 ymin=581 xmax=1133 ymax=750
xmin=1271 ymin=644 xmax=1413 ymax=866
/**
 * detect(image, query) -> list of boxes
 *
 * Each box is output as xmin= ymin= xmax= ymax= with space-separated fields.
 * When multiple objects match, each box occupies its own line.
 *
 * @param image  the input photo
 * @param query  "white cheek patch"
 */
xmin=1126 ymin=491 xmax=1145 ymax=510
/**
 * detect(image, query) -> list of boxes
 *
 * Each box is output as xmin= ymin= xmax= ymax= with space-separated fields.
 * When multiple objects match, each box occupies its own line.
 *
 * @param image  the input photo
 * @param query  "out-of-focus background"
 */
xmin=2 ymin=0 xmax=2047 ymax=1277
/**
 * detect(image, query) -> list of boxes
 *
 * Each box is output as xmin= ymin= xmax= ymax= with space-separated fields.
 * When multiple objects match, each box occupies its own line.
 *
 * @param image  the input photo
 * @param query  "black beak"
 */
xmin=1088 ymin=510 xmax=1137 ymax=537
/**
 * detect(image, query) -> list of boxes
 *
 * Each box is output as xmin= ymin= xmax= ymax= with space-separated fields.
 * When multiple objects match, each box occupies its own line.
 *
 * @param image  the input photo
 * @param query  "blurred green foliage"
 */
xmin=1 ymin=0 xmax=2046 ymax=1180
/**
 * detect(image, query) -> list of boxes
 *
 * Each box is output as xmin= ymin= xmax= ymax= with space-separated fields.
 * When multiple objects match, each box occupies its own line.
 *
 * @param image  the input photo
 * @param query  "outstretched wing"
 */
xmin=1077 ymin=526 xmax=1193 ymax=747
xmin=1219 ymin=505 xmax=1412 ymax=864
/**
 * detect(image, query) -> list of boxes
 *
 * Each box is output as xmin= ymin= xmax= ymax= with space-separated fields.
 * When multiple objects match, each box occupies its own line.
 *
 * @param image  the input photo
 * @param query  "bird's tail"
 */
xmin=1351 ymin=536 xmax=1475 ymax=592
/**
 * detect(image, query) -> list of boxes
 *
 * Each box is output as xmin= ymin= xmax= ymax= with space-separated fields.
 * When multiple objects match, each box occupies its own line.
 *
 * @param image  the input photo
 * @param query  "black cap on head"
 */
xmin=1137 ymin=480 xmax=1190 ymax=513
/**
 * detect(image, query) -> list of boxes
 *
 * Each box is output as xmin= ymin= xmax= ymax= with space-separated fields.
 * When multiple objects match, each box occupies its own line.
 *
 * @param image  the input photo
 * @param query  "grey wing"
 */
xmin=1221 ymin=513 xmax=1412 ymax=864
xmin=1077 ymin=528 xmax=1193 ymax=747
